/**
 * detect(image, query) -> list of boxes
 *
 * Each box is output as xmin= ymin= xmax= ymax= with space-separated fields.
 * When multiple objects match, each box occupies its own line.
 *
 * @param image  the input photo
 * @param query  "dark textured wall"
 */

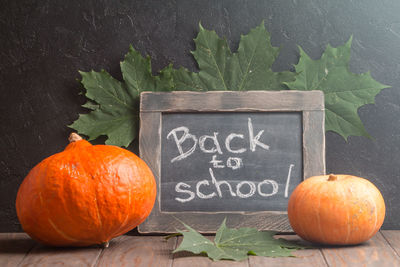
xmin=1 ymin=0 xmax=400 ymax=231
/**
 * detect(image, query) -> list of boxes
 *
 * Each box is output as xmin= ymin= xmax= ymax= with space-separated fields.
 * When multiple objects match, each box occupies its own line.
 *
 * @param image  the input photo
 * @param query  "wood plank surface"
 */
xmin=173 ymin=236 xmax=249 ymax=267
xmin=18 ymin=242 xmax=102 ymax=267
xmin=2 ymin=232 xmax=400 ymax=266
xmin=96 ymin=235 xmax=175 ymax=267
xmin=248 ymin=235 xmax=328 ymax=267
xmin=0 ymin=233 xmax=36 ymax=267
xmin=321 ymin=232 xmax=400 ymax=267
xmin=381 ymin=230 xmax=400 ymax=257
xmin=140 ymin=91 xmax=325 ymax=112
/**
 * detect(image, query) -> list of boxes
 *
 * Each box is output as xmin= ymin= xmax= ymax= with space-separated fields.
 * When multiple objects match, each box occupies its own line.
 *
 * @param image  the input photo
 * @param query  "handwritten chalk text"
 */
xmin=167 ymin=118 xmax=269 ymax=163
xmin=175 ymin=165 xmax=295 ymax=203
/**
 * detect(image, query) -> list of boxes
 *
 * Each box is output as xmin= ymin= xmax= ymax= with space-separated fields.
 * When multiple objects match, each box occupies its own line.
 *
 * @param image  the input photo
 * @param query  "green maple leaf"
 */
xmin=69 ymin=46 xmax=173 ymax=147
xmin=173 ymin=219 xmax=304 ymax=261
xmin=286 ymin=37 xmax=389 ymax=140
xmin=172 ymin=22 xmax=295 ymax=91
xmin=69 ymin=22 xmax=295 ymax=146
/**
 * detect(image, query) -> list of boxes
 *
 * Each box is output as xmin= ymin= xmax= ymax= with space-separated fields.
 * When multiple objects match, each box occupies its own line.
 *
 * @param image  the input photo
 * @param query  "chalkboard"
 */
xmin=138 ymin=91 xmax=325 ymax=233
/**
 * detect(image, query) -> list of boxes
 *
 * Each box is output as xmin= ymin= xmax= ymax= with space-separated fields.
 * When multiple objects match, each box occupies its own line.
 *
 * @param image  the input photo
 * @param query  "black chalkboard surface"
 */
xmin=160 ymin=112 xmax=302 ymax=212
xmin=138 ymin=91 xmax=325 ymax=233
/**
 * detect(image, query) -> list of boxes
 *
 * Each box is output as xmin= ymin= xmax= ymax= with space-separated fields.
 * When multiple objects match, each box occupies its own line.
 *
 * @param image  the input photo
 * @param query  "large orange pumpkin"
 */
xmin=288 ymin=174 xmax=385 ymax=245
xmin=16 ymin=133 xmax=156 ymax=247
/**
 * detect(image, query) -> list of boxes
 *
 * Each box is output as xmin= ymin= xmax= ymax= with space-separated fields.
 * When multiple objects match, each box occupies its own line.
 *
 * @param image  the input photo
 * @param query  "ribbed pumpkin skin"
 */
xmin=288 ymin=174 xmax=385 ymax=245
xmin=16 ymin=137 xmax=156 ymax=247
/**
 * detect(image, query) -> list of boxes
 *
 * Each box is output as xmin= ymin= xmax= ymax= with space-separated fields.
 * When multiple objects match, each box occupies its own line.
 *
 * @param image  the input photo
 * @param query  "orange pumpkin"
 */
xmin=288 ymin=174 xmax=385 ymax=245
xmin=16 ymin=133 xmax=156 ymax=247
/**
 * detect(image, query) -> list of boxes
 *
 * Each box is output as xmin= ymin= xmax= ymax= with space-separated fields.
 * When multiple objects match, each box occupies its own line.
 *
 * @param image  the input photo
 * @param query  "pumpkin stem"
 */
xmin=101 ymin=241 xmax=109 ymax=248
xmin=68 ymin=133 xmax=83 ymax=143
xmin=328 ymin=174 xmax=338 ymax=181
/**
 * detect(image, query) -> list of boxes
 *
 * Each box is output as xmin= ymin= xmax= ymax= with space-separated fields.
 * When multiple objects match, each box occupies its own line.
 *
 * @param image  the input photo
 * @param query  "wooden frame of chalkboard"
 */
xmin=138 ymin=91 xmax=325 ymax=233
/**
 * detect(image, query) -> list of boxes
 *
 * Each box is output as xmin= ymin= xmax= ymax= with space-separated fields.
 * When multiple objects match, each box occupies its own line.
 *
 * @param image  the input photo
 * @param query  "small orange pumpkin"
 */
xmin=288 ymin=174 xmax=385 ymax=245
xmin=16 ymin=133 xmax=156 ymax=247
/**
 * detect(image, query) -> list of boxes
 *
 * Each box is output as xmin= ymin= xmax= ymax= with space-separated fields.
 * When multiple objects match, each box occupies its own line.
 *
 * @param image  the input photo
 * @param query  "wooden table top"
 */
xmin=1 ymin=231 xmax=400 ymax=266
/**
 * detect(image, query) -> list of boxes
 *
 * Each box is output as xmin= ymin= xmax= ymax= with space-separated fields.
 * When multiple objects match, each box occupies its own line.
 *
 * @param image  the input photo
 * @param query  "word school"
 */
xmin=174 ymin=165 xmax=295 ymax=203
